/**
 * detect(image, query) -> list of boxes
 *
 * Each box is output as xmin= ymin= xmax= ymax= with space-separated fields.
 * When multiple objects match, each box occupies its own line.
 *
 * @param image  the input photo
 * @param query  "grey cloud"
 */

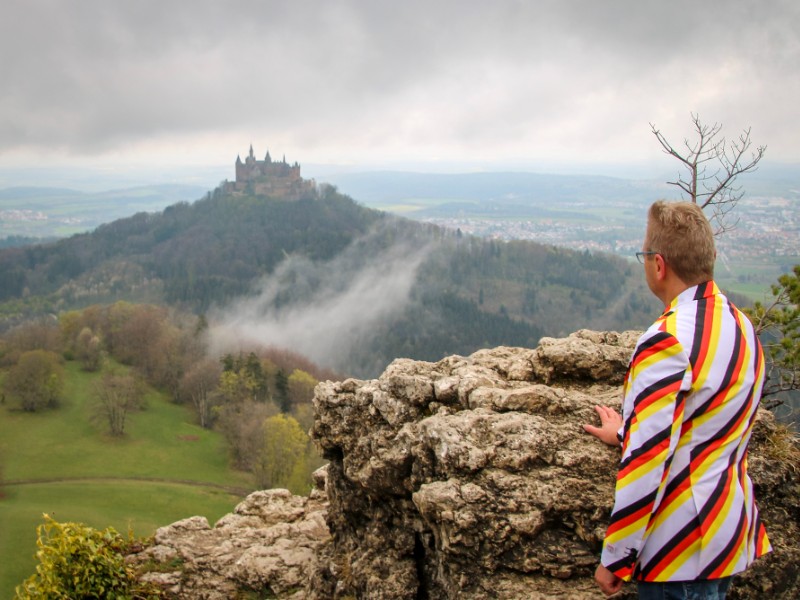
xmin=1 ymin=0 xmax=798 ymax=162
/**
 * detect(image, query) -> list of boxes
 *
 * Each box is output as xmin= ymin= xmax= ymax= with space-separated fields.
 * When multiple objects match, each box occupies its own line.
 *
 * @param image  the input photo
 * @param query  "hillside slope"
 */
xmin=0 ymin=183 xmax=657 ymax=376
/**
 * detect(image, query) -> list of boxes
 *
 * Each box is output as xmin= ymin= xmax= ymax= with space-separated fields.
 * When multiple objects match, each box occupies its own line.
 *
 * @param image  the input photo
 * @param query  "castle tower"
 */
xmin=230 ymin=144 xmax=316 ymax=200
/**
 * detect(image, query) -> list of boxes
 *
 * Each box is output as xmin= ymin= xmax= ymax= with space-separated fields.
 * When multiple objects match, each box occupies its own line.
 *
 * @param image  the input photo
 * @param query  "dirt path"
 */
xmin=2 ymin=476 xmax=250 ymax=496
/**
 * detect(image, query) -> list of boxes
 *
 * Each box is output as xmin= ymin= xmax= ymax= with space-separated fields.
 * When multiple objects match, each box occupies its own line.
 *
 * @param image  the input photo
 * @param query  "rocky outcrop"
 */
xmin=128 ymin=479 xmax=330 ymax=599
xmin=131 ymin=330 xmax=800 ymax=599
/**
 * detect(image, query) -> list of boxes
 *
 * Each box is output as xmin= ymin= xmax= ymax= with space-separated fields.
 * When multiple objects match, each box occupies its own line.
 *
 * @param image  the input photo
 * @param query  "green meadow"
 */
xmin=0 ymin=361 xmax=253 ymax=599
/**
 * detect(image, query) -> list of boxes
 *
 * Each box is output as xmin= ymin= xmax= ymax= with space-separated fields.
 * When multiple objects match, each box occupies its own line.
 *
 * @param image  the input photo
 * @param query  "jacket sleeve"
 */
xmin=600 ymin=329 xmax=691 ymax=580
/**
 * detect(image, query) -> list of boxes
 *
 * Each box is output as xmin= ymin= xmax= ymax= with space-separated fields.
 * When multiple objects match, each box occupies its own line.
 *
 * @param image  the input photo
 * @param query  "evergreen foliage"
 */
xmin=745 ymin=264 xmax=800 ymax=402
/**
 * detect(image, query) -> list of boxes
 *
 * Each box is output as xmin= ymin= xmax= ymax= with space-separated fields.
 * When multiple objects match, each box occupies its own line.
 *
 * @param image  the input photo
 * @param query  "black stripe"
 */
xmin=688 ymin=295 xmax=708 ymax=367
xmin=609 ymin=487 xmax=659 ymax=523
xmin=619 ymin=424 xmax=672 ymax=471
xmin=637 ymin=513 xmax=703 ymax=579
xmin=694 ymin=281 xmax=712 ymax=301
xmin=717 ymin=324 xmax=742 ymax=396
xmin=661 ymin=464 xmax=691 ymax=501
xmin=697 ymin=505 xmax=747 ymax=579
xmin=633 ymin=370 xmax=685 ymax=410
xmin=631 ymin=331 xmax=675 ymax=365
xmin=605 ymin=548 xmax=639 ymax=575
xmin=689 ymin=394 xmax=750 ymax=464
xmin=695 ymin=463 xmax=732 ymax=525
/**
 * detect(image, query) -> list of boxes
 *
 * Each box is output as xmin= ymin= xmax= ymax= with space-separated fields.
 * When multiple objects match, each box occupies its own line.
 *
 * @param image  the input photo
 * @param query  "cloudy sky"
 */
xmin=1 ymin=0 xmax=798 ymax=177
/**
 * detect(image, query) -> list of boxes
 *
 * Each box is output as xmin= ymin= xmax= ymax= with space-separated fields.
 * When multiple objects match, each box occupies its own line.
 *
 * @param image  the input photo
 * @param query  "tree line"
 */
xmin=0 ymin=301 xmax=333 ymax=491
xmin=0 ymin=181 xmax=658 ymax=377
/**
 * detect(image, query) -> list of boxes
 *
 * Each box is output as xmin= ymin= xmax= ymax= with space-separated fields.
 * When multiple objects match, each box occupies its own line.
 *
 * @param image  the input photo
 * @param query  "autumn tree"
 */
xmin=218 ymin=400 xmax=279 ymax=471
xmin=254 ymin=413 xmax=308 ymax=490
xmin=3 ymin=350 xmax=64 ymax=411
xmin=650 ymin=113 xmax=766 ymax=233
xmin=179 ymin=357 xmax=222 ymax=428
xmin=3 ymin=320 xmax=62 ymax=365
xmin=92 ymin=371 xmax=145 ymax=436
xmin=74 ymin=326 xmax=104 ymax=371
xmin=288 ymin=368 xmax=318 ymax=430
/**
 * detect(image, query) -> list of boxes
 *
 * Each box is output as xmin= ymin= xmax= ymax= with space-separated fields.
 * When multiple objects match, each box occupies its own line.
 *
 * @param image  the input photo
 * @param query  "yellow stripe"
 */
xmin=605 ymin=513 xmax=651 ymax=545
xmin=655 ymin=536 xmax=702 ymax=580
xmin=649 ymin=487 xmax=692 ymax=532
xmin=700 ymin=476 xmax=737 ymax=550
xmin=635 ymin=341 xmax=683 ymax=373
xmin=617 ymin=447 xmax=670 ymax=490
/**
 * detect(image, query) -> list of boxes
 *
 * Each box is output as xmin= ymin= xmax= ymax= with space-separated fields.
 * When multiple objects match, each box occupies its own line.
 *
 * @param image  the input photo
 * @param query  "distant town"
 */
xmin=417 ymin=194 xmax=799 ymax=299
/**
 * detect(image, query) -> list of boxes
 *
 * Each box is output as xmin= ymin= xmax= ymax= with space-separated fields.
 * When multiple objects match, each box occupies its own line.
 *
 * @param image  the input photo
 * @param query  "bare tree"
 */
xmin=179 ymin=357 xmax=222 ymax=428
xmin=92 ymin=372 xmax=145 ymax=436
xmin=650 ymin=113 xmax=766 ymax=233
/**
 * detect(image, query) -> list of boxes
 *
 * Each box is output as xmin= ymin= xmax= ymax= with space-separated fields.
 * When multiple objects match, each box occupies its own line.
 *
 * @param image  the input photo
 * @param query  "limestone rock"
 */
xmin=131 ymin=330 xmax=800 ymax=599
xmin=128 ymin=484 xmax=330 ymax=599
xmin=309 ymin=330 xmax=799 ymax=599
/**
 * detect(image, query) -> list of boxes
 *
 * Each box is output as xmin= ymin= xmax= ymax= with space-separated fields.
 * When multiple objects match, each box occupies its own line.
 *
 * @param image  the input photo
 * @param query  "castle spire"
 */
xmin=249 ymin=144 xmax=255 ymax=160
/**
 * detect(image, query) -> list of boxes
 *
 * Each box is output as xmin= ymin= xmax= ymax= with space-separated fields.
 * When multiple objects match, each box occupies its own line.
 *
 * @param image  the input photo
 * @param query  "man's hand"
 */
xmin=583 ymin=405 xmax=623 ymax=447
xmin=595 ymin=564 xmax=623 ymax=596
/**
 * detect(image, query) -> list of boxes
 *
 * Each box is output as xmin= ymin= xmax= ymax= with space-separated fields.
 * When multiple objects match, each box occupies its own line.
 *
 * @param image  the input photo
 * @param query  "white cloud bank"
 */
xmin=206 ymin=228 xmax=431 ymax=371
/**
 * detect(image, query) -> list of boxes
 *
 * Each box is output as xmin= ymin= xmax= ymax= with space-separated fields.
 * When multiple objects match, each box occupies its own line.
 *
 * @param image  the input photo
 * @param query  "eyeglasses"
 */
xmin=635 ymin=251 xmax=659 ymax=264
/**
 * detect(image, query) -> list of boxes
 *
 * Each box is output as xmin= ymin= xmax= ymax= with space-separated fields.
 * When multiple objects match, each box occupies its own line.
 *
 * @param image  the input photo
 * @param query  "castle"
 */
xmin=226 ymin=145 xmax=316 ymax=199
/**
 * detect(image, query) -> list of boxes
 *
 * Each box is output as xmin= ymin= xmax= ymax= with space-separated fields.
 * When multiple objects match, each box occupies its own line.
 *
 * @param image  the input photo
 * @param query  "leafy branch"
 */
xmin=744 ymin=265 xmax=800 ymax=405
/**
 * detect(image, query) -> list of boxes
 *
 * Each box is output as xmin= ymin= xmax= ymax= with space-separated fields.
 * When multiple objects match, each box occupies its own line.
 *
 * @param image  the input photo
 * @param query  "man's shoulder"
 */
xmin=633 ymin=324 xmax=682 ymax=355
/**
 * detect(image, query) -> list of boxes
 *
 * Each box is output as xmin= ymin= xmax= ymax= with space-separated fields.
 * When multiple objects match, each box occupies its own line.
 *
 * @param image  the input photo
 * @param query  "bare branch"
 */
xmin=650 ymin=114 xmax=766 ymax=233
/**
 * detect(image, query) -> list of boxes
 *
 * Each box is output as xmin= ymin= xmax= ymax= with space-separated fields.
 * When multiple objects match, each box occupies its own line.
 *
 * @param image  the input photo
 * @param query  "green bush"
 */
xmin=14 ymin=514 xmax=160 ymax=599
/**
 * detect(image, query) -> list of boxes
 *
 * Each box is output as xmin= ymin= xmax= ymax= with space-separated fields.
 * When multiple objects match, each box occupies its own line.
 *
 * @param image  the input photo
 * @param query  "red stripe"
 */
xmin=691 ymin=295 xmax=716 ymax=382
xmin=655 ymin=473 xmax=691 ymax=516
xmin=618 ymin=437 xmax=671 ymax=480
xmin=607 ymin=502 xmax=652 ymax=537
xmin=700 ymin=466 xmax=735 ymax=536
xmin=647 ymin=527 xmax=702 ymax=579
xmin=633 ymin=336 xmax=680 ymax=368
xmin=757 ymin=524 xmax=769 ymax=554
xmin=635 ymin=379 xmax=682 ymax=416
xmin=707 ymin=517 xmax=747 ymax=579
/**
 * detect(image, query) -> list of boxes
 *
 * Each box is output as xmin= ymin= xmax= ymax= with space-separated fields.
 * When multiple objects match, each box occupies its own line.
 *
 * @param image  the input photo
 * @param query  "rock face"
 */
xmin=128 ymin=481 xmax=330 ymax=599
xmin=131 ymin=330 xmax=800 ymax=599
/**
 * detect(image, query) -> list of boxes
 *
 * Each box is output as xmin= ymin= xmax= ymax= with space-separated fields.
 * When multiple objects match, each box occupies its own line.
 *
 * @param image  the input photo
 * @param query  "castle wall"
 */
xmin=230 ymin=149 xmax=314 ymax=200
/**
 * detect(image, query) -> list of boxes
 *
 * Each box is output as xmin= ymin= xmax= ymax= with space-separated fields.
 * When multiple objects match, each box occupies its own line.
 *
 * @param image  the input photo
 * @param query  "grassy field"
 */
xmin=0 ymin=361 xmax=253 ymax=599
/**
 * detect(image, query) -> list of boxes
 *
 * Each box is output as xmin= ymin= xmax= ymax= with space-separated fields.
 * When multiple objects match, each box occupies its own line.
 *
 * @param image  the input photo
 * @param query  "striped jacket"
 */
xmin=601 ymin=281 xmax=771 ymax=581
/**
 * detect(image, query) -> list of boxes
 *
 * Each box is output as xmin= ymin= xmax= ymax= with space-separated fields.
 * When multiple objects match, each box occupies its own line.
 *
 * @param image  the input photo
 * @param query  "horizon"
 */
xmin=2 ymin=156 xmax=800 ymax=196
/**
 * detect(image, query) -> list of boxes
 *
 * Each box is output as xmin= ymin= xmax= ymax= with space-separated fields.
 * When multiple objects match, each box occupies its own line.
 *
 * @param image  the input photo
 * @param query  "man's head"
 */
xmin=644 ymin=200 xmax=715 ymax=287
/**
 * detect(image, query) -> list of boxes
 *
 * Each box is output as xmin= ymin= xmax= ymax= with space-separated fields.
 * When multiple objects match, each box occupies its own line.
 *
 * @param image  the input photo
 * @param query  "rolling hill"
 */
xmin=0 ymin=181 xmax=657 ymax=377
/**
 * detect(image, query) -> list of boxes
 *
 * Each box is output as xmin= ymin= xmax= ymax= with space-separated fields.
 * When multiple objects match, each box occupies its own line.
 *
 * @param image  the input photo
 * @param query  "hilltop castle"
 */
xmin=226 ymin=145 xmax=316 ymax=199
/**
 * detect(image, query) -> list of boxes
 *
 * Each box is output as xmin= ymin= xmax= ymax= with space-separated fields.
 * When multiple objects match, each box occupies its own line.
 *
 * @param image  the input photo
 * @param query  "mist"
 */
xmin=207 ymin=227 xmax=432 ymax=374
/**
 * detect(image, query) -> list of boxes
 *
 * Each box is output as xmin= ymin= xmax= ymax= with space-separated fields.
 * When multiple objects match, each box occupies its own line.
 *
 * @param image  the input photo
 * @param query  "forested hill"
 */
xmin=0 ymin=183 xmax=657 ymax=377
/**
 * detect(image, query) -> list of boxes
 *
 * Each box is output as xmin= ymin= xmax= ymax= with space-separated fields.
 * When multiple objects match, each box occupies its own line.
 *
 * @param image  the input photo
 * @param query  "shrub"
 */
xmin=14 ymin=514 xmax=160 ymax=599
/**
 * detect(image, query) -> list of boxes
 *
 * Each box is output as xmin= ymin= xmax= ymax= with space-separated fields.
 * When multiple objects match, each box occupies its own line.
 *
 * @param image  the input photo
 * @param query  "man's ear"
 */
xmin=655 ymin=254 xmax=668 ymax=280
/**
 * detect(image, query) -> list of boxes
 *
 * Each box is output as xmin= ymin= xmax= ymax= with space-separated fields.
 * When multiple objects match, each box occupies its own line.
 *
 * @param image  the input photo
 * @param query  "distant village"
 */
xmin=422 ymin=195 xmax=799 ymax=285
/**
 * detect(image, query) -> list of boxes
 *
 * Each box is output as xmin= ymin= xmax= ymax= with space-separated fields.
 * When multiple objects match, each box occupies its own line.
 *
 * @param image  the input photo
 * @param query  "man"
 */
xmin=584 ymin=200 xmax=771 ymax=599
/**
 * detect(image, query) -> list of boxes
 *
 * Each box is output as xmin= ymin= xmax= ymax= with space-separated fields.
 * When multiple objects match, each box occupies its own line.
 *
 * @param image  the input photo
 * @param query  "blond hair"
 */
xmin=646 ymin=200 xmax=715 ymax=284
